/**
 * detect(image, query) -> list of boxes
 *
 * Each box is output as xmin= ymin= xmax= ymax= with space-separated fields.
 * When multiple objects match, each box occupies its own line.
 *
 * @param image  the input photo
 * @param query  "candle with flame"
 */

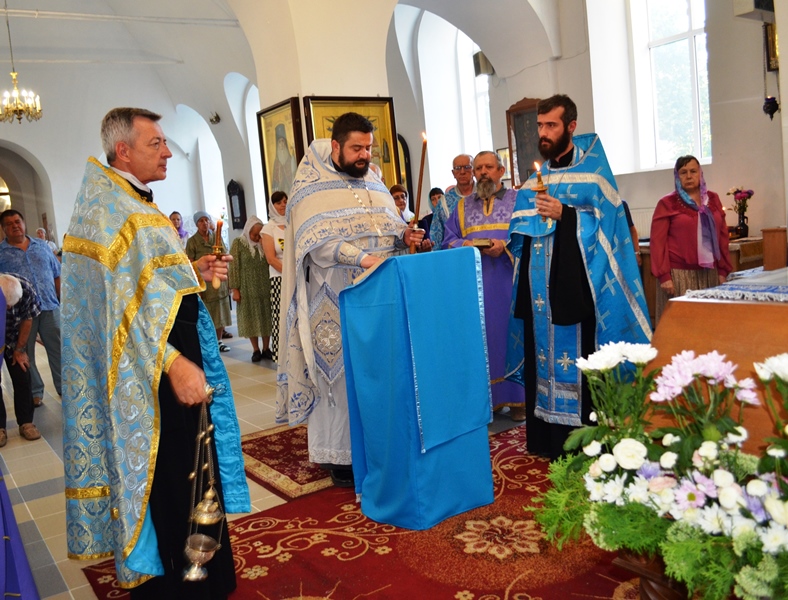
xmin=410 ymin=132 xmax=427 ymax=254
xmin=533 ymin=162 xmax=546 ymax=192
xmin=211 ymin=220 xmax=224 ymax=289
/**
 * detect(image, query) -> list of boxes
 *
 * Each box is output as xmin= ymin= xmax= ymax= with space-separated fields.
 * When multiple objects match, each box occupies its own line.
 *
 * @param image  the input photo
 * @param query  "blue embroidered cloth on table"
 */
xmin=339 ymin=246 xmax=494 ymax=530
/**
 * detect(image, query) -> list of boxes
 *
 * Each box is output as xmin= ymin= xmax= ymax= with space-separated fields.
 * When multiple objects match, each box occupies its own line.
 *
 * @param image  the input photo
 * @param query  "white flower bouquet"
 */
xmin=529 ymin=343 xmax=788 ymax=600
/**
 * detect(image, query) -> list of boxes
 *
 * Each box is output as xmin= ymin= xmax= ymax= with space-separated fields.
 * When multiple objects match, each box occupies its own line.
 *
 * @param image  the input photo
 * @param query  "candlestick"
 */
xmin=211 ymin=220 xmax=224 ymax=289
xmin=410 ymin=132 xmax=427 ymax=254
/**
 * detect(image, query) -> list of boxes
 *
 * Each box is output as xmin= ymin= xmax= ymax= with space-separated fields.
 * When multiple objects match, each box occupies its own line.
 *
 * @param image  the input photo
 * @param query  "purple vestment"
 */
xmin=443 ymin=188 xmax=525 ymax=410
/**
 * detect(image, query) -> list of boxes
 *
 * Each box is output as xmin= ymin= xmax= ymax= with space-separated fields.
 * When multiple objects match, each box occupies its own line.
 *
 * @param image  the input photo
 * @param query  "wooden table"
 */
xmin=639 ymin=237 xmax=764 ymax=327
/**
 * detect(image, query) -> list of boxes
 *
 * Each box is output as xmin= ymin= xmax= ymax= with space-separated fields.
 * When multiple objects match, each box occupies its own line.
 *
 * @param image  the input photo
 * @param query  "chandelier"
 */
xmin=0 ymin=1 xmax=41 ymax=123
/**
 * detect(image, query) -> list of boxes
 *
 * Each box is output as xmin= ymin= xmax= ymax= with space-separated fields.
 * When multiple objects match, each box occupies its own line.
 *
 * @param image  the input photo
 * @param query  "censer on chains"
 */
xmin=183 ymin=385 xmax=226 ymax=582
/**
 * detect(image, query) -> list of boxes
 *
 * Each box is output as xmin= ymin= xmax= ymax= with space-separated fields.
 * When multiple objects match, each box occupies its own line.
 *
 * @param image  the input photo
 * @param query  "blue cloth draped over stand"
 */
xmin=340 ymin=247 xmax=494 ymax=530
xmin=0 ymin=473 xmax=39 ymax=599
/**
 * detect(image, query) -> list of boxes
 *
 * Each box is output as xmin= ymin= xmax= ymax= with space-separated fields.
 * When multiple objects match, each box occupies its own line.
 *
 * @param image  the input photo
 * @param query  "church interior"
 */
xmin=1 ymin=0 xmax=788 ymax=598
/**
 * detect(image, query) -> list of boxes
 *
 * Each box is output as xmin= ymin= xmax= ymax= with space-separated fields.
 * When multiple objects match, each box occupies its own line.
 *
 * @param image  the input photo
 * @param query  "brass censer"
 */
xmin=183 ymin=386 xmax=226 ymax=582
xmin=211 ymin=220 xmax=225 ymax=290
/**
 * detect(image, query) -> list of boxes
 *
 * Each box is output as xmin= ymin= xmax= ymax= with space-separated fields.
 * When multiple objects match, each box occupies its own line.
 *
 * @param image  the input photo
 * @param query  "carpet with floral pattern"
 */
xmin=82 ymin=427 xmax=640 ymax=599
xmin=240 ymin=423 xmax=333 ymax=500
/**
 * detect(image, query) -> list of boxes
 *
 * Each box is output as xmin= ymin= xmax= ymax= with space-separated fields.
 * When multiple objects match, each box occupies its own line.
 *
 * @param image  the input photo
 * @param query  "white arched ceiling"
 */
xmin=399 ymin=0 xmax=554 ymax=77
xmin=225 ymin=72 xmax=253 ymax=144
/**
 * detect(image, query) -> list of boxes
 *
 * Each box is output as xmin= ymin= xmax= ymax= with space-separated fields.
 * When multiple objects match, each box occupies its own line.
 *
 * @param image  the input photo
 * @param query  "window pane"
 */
xmin=652 ymin=39 xmax=693 ymax=164
xmin=647 ymin=0 xmax=689 ymax=41
xmin=695 ymin=34 xmax=712 ymax=158
xmin=690 ymin=0 xmax=706 ymax=30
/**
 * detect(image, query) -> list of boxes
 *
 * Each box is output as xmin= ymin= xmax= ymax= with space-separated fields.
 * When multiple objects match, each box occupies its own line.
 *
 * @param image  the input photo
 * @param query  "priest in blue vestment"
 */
xmin=506 ymin=95 xmax=651 ymax=460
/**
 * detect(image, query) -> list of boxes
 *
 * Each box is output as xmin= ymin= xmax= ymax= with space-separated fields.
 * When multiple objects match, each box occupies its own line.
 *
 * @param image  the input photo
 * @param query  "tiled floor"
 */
xmin=1 ymin=326 xmax=520 ymax=599
xmin=0 ymin=330 xmax=287 ymax=600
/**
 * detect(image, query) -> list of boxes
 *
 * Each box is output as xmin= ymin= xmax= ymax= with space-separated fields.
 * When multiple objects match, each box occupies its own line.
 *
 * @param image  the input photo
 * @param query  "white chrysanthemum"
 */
xmin=698 ymin=441 xmax=719 ymax=460
xmin=764 ymin=354 xmax=788 ymax=381
xmin=584 ymin=474 xmax=605 ymax=502
xmin=759 ymin=521 xmax=788 ymax=554
xmin=698 ymin=503 xmax=728 ymax=535
xmin=625 ymin=476 xmax=650 ymax=504
xmin=659 ymin=451 xmax=678 ymax=469
xmin=612 ymin=438 xmax=648 ymax=470
xmin=724 ymin=426 xmax=748 ymax=445
xmin=621 ymin=343 xmax=658 ymax=365
xmin=730 ymin=515 xmax=758 ymax=539
xmin=602 ymin=473 xmax=628 ymax=505
xmin=599 ymin=453 xmax=617 ymax=473
xmin=754 ymin=361 xmax=773 ymax=381
xmin=746 ymin=479 xmax=769 ymax=498
xmin=713 ymin=469 xmax=735 ymax=488
xmin=662 ymin=433 xmax=680 ymax=447
xmin=764 ymin=495 xmax=788 ymax=527
xmin=767 ymin=446 xmax=787 ymax=458
xmin=580 ymin=342 xmax=627 ymax=371
xmin=583 ymin=440 xmax=602 ymax=457
xmin=653 ymin=488 xmax=676 ymax=516
xmin=589 ymin=411 xmax=598 ymax=422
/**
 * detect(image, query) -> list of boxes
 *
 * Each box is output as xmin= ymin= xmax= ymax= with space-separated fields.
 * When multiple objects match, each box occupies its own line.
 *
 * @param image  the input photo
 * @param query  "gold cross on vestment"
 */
xmin=533 ymin=240 xmax=543 ymax=254
xmin=557 ymin=351 xmax=575 ymax=372
xmin=538 ymin=349 xmax=547 ymax=368
xmin=534 ymin=294 xmax=545 ymax=311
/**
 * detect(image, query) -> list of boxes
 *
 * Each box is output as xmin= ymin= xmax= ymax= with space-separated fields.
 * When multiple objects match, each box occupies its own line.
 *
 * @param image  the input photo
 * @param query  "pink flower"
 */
xmin=675 ymin=480 xmax=707 ymax=510
xmin=692 ymin=471 xmax=718 ymax=499
xmin=694 ymin=351 xmax=736 ymax=384
xmin=648 ymin=476 xmax=678 ymax=493
xmin=735 ymin=378 xmax=761 ymax=406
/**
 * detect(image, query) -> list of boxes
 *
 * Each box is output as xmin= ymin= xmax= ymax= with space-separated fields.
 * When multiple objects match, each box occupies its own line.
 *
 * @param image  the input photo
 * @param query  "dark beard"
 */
xmin=539 ymin=126 xmax=572 ymax=161
xmin=338 ymin=154 xmax=370 ymax=178
xmin=477 ymin=178 xmax=497 ymax=200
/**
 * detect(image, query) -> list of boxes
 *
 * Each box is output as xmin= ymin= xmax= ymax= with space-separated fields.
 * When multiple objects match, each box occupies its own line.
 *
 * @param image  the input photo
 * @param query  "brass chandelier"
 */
xmin=0 ymin=0 xmax=41 ymax=123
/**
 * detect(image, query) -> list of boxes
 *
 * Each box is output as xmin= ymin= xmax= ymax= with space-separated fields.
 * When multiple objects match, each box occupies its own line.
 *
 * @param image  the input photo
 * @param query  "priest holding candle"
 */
xmin=442 ymin=150 xmax=525 ymax=420
xmin=506 ymin=94 xmax=651 ymax=460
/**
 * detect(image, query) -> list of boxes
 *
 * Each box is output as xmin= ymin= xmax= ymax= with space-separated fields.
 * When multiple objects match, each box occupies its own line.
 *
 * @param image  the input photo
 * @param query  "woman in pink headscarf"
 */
xmin=650 ymin=155 xmax=732 ymax=325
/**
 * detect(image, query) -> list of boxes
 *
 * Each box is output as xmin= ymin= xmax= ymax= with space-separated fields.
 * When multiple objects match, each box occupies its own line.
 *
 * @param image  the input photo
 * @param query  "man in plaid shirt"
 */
xmin=0 ymin=273 xmax=41 ymax=446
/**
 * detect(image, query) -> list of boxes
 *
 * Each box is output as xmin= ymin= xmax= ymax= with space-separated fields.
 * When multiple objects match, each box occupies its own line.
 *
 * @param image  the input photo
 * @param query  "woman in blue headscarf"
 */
xmin=650 ymin=155 xmax=732 ymax=325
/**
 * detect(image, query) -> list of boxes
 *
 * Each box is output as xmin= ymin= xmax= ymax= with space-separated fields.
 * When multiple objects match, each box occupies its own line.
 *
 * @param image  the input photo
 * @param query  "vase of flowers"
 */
xmin=528 ymin=342 xmax=788 ymax=600
xmin=728 ymin=187 xmax=754 ymax=239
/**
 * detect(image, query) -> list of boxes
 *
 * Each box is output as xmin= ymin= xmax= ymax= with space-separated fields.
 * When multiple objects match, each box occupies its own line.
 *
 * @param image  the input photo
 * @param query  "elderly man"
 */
xmin=506 ymin=94 xmax=651 ymax=460
xmin=0 ymin=209 xmax=62 ymax=408
xmin=62 ymin=107 xmax=249 ymax=596
xmin=430 ymin=154 xmax=475 ymax=249
xmin=443 ymin=151 xmax=525 ymax=420
xmin=0 ymin=274 xmax=41 ymax=445
xmin=277 ymin=112 xmax=427 ymax=488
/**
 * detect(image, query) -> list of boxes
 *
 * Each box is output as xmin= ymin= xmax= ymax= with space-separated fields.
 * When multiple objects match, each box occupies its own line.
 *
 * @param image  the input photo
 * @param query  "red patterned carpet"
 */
xmin=241 ymin=424 xmax=332 ymax=500
xmin=82 ymin=427 xmax=640 ymax=599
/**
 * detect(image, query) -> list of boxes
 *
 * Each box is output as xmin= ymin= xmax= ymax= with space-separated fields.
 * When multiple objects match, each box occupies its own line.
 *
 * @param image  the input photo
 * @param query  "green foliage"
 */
xmin=589 ymin=501 xmax=670 ymax=555
xmin=525 ymin=455 xmax=590 ymax=550
xmin=661 ymin=521 xmax=739 ymax=600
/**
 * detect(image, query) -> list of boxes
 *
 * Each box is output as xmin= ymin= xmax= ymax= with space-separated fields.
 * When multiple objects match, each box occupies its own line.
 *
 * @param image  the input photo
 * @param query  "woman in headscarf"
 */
xmin=228 ymin=216 xmax=272 ymax=361
xmin=650 ymin=155 xmax=732 ymax=325
xmin=169 ymin=211 xmax=189 ymax=248
xmin=261 ymin=191 xmax=287 ymax=363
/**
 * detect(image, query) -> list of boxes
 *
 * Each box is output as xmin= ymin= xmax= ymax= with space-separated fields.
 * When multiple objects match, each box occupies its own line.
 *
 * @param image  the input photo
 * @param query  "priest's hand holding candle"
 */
xmin=211 ymin=219 xmax=230 ymax=289
xmin=533 ymin=161 xmax=548 ymax=222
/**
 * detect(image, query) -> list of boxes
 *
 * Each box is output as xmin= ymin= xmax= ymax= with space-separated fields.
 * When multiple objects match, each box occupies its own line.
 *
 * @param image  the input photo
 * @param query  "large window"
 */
xmin=637 ymin=0 xmax=711 ymax=166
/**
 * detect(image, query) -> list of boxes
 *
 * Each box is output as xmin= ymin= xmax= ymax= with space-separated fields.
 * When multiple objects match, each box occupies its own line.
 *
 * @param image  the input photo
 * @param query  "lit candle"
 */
xmin=410 ymin=132 xmax=427 ymax=254
xmin=212 ymin=219 xmax=224 ymax=289
xmin=533 ymin=161 xmax=546 ymax=190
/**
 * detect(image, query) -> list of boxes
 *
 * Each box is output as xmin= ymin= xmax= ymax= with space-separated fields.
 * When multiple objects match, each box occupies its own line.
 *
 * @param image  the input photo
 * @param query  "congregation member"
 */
xmin=0 ymin=274 xmax=41 ymax=445
xmin=35 ymin=228 xmax=58 ymax=253
xmin=389 ymin=184 xmax=415 ymax=222
xmin=186 ymin=211 xmax=232 ymax=352
xmin=430 ymin=154 xmax=475 ymax=249
xmin=62 ymin=107 xmax=248 ymax=597
xmin=650 ymin=155 xmax=732 ymax=325
xmin=0 ymin=209 xmax=62 ymax=408
xmin=169 ymin=210 xmax=189 ymax=248
xmin=261 ymin=191 xmax=287 ymax=363
xmin=443 ymin=151 xmax=525 ymax=420
xmin=277 ymin=112 xmax=427 ymax=488
xmin=507 ymin=94 xmax=651 ymax=460
xmin=417 ymin=187 xmax=443 ymax=239
xmin=229 ymin=215 xmax=272 ymax=362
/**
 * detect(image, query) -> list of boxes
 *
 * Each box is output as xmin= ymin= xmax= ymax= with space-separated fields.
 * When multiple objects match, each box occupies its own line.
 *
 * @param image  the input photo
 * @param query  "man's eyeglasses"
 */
xmin=452 ymin=165 xmax=473 ymax=172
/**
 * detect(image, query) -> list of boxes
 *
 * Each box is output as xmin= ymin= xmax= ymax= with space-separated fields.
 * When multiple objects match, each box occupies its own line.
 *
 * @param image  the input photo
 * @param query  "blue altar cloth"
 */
xmin=0 ymin=472 xmax=39 ymax=599
xmin=340 ymin=247 xmax=494 ymax=530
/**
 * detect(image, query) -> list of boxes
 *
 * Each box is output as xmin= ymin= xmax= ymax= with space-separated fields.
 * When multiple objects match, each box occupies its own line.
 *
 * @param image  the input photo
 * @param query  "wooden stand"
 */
xmin=613 ymin=551 xmax=687 ymax=600
xmin=649 ymin=299 xmax=788 ymax=454
xmin=762 ymin=227 xmax=787 ymax=271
